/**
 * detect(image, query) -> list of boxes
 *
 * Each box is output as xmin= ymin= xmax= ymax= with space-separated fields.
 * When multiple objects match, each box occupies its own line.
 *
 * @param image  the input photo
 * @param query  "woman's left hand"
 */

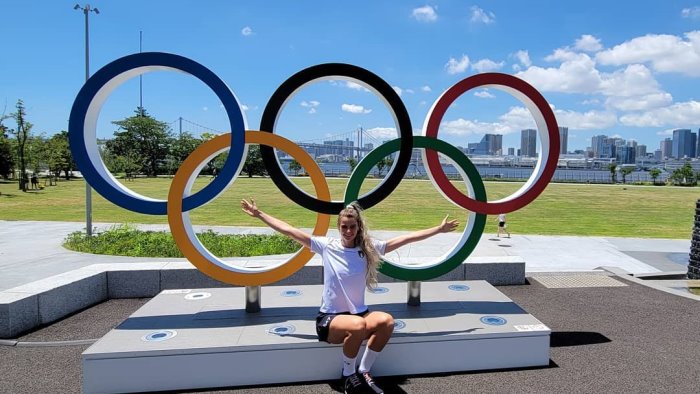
xmin=439 ymin=214 xmax=459 ymax=233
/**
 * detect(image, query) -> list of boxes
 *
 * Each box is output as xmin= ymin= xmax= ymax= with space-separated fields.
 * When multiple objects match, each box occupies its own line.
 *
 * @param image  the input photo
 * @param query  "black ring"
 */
xmin=260 ymin=63 xmax=413 ymax=214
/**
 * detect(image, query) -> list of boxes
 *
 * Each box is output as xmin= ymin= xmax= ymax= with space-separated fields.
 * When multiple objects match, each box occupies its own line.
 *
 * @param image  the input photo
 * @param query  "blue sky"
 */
xmin=2 ymin=1 xmax=700 ymax=153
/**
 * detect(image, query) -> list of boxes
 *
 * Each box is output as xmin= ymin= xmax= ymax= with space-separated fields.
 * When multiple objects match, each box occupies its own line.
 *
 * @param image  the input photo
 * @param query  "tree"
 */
xmin=607 ymin=163 xmax=617 ymax=184
xmin=288 ymin=159 xmax=302 ymax=176
xmin=620 ymin=166 xmax=634 ymax=184
xmin=375 ymin=156 xmax=394 ymax=177
xmin=347 ymin=157 xmax=357 ymax=174
xmin=242 ymin=144 xmax=266 ymax=177
xmin=9 ymin=100 xmax=32 ymax=191
xmin=0 ymin=113 xmax=14 ymax=179
xmin=648 ymin=168 xmax=662 ymax=185
xmin=670 ymin=162 xmax=696 ymax=186
xmin=107 ymin=107 xmax=173 ymax=177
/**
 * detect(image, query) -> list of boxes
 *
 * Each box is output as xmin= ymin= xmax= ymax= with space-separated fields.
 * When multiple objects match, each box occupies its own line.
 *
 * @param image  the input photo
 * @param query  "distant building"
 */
xmin=507 ymin=147 xmax=515 ymax=156
xmin=660 ymin=138 xmax=673 ymax=160
xmin=636 ymin=144 xmax=647 ymax=158
xmin=520 ymin=129 xmax=537 ymax=157
xmin=654 ymin=149 xmax=663 ymax=161
xmin=616 ymin=145 xmax=636 ymax=164
xmin=559 ymin=127 xmax=568 ymax=155
xmin=672 ymin=129 xmax=696 ymax=158
xmin=591 ymin=135 xmax=607 ymax=158
xmin=467 ymin=134 xmax=503 ymax=155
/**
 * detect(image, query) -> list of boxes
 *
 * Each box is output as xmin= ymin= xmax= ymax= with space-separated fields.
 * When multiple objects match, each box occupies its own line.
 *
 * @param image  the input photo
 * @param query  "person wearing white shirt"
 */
xmin=241 ymin=199 xmax=457 ymax=394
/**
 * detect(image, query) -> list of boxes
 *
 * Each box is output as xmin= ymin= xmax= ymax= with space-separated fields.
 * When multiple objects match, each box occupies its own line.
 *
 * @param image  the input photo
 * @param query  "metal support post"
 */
xmin=245 ymin=286 xmax=261 ymax=313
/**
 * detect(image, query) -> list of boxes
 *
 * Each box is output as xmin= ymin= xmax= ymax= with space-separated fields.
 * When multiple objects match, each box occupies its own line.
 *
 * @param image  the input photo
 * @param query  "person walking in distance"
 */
xmin=240 ymin=198 xmax=458 ymax=393
xmin=496 ymin=213 xmax=511 ymax=238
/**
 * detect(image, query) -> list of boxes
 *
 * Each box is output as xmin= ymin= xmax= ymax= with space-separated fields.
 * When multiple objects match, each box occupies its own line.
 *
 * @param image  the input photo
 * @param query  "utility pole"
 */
xmin=74 ymin=3 xmax=99 ymax=236
xmin=139 ymin=30 xmax=143 ymax=109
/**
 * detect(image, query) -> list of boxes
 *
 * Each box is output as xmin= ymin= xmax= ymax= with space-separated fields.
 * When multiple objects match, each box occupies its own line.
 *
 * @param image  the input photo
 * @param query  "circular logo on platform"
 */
xmin=267 ymin=324 xmax=296 ymax=336
xmin=394 ymin=319 xmax=406 ymax=331
xmin=184 ymin=292 xmax=211 ymax=300
xmin=480 ymin=316 xmax=507 ymax=326
xmin=280 ymin=289 xmax=302 ymax=297
xmin=142 ymin=330 xmax=177 ymax=342
xmin=448 ymin=284 xmax=470 ymax=292
xmin=369 ymin=287 xmax=389 ymax=294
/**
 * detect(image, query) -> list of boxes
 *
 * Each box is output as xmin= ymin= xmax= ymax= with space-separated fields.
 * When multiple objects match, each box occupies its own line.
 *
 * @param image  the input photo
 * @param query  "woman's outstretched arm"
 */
xmin=383 ymin=214 xmax=458 ymax=253
xmin=240 ymin=198 xmax=312 ymax=249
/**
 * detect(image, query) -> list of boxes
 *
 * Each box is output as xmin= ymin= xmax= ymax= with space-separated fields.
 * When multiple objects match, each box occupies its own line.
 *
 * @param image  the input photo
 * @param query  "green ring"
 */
xmin=344 ymin=136 xmax=487 ymax=281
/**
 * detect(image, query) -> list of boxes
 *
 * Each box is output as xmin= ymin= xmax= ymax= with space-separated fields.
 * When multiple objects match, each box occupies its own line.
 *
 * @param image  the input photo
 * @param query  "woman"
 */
xmin=241 ymin=199 xmax=458 ymax=394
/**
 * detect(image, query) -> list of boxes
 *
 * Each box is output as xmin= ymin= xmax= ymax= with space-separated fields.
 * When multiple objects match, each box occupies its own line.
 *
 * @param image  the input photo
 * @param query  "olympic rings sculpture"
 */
xmin=69 ymin=52 xmax=559 ymax=286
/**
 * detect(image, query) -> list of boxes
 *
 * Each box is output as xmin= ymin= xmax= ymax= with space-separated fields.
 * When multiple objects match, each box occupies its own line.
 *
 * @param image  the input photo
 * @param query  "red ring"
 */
xmin=424 ymin=73 xmax=559 ymax=214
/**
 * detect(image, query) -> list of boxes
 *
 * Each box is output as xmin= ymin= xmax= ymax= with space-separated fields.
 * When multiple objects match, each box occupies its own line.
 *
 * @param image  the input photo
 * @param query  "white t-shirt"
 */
xmin=310 ymin=236 xmax=386 ymax=314
xmin=498 ymin=214 xmax=506 ymax=222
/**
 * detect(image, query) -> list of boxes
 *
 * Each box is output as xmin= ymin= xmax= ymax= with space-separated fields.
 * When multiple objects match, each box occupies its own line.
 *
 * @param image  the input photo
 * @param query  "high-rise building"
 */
xmin=468 ymin=134 xmax=503 ymax=155
xmin=616 ymin=146 xmax=636 ymax=164
xmin=558 ymin=127 xmax=568 ymax=155
xmin=507 ymin=147 xmax=515 ymax=156
xmin=660 ymin=138 xmax=673 ymax=160
xmin=672 ymin=129 xmax=696 ymax=158
xmin=591 ymin=135 xmax=607 ymax=158
xmin=520 ymin=129 xmax=537 ymax=157
xmin=636 ymin=144 xmax=647 ymax=158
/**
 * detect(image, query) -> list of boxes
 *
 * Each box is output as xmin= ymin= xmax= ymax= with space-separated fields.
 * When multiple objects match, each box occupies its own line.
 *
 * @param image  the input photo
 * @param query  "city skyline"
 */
xmin=3 ymin=2 xmax=700 ymax=153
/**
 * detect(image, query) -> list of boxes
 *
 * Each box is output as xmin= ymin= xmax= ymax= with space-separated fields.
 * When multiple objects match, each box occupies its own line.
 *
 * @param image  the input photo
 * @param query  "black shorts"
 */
xmin=498 ymin=221 xmax=506 ymax=228
xmin=315 ymin=309 xmax=369 ymax=343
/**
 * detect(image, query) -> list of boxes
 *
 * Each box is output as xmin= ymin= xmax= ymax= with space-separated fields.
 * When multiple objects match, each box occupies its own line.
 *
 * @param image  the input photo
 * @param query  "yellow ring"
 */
xmin=167 ymin=130 xmax=331 ymax=286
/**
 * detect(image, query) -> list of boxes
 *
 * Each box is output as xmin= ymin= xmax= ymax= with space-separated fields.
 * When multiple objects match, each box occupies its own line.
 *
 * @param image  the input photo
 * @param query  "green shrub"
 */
xmin=63 ymin=224 xmax=299 ymax=257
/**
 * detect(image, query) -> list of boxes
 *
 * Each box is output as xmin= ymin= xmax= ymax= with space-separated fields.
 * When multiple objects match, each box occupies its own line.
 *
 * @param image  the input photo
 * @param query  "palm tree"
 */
xmin=607 ymin=163 xmax=617 ymax=183
xmin=649 ymin=168 xmax=661 ymax=185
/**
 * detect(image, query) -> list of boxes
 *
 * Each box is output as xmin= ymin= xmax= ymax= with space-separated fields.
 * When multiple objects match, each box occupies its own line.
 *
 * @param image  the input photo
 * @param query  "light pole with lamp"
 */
xmin=74 ymin=3 xmax=99 ymax=236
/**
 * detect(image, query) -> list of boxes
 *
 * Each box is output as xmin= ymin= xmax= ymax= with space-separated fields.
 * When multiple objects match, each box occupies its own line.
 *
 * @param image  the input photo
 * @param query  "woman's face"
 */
xmin=338 ymin=215 xmax=358 ymax=247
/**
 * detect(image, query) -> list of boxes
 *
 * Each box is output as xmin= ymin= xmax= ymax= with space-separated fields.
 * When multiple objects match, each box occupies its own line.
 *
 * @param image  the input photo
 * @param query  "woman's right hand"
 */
xmin=241 ymin=198 xmax=260 ymax=218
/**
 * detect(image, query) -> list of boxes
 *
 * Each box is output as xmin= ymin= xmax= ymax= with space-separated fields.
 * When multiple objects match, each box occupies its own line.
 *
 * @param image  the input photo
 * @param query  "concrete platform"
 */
xmin=82 ymin=281 xmax=550 ymax=393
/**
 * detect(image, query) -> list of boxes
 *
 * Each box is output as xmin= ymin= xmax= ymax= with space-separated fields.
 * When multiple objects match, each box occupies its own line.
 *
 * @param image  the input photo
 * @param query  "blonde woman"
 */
xmin=241 ymin=199 xmax=457 ymax=394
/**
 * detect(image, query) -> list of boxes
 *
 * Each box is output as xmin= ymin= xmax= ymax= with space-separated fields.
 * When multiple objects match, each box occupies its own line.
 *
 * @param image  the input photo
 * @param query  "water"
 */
xmin=280 ymin=161 xmax=668 ymax=184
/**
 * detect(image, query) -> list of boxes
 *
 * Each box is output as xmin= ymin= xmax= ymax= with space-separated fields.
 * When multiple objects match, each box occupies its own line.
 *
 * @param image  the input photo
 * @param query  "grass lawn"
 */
xmin=0 ymin=177 xmax=696 ymax=239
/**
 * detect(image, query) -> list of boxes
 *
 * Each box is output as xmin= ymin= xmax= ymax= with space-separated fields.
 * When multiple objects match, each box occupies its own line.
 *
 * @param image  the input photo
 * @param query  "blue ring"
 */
xmin=68 ymin=52 xmax=246 ymax=215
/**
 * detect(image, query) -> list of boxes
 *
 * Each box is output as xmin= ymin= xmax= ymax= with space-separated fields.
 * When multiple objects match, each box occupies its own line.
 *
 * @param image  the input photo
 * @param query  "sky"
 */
xmin=3 ymin=0 xmax=700 ymax=153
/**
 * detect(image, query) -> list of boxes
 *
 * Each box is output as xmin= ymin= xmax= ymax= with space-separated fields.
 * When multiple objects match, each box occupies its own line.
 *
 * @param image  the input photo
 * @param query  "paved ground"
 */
xmin=0 ymin=220 xmax=697 ymax=393
xmin=1 ymin=275 xmax=699 ymax=393
xmin=0 ymin=220 xmax=691 ymax=291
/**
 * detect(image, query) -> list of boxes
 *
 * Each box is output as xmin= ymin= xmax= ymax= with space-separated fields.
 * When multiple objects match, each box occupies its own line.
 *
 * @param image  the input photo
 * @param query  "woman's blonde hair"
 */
xmin=338 ymin=202 xmax=381 ymax=289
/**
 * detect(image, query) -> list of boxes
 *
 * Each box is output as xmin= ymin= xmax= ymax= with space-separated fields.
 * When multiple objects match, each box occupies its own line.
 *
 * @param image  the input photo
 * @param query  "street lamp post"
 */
xmin=74 ymin=3 xmax=99 ymax=236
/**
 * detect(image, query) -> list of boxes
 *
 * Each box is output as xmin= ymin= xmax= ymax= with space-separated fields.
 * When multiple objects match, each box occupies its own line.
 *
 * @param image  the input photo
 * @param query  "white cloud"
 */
xmin=472 ymin=58 xmax=505 ymax=72
xmin=344 ymin=81 xmax=370 ymax=92
xmin=596 ymin=31 xmax=700 ymax=76
xmin=241 ymin=104 xmax=250 ymax=111
xmin=421 ymin=85 xmax=432 ymax=92
xmin=445 ymin=55 xmax=470 ymax=74
xmin=513 ymin=50 xmax=531 ymax=67
xmin=474 ymin=90 xmax=495 ymax=98
xmin=682 ymin=7 xmax=700 ymax=19
xmin=656 ymin=129 xmax=675 ymax=136
xmin=341 ymin=104 xmax=372 ymax=114
xmin=516 ymin=52 xmax=601 ymax=94
xmin=552 ymin=108 xmax=618 ymax=129
xmin=393 ymin=86 xmax=403 ymax=96
xmin=365 ymin=127 xmax=399 ymax=140
xmin=470 ymin=6 xmax=495 ymax=24
xmin=517 ymin=54 xmax=672 ymax=112
xmin=620 ymin=100 xmax=700 ymax=127
xmin=301 ymin=100 xmax=320 ymax=114
xmin=405 ymin=88 xmax=415 ymax=94
xmin=241 ymin=26 xmax=253 ymax=36
xmin=574 ymin=34 xmax=603 ymax=52
xmin=412 ymin=5 xmax=438 ymax=22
